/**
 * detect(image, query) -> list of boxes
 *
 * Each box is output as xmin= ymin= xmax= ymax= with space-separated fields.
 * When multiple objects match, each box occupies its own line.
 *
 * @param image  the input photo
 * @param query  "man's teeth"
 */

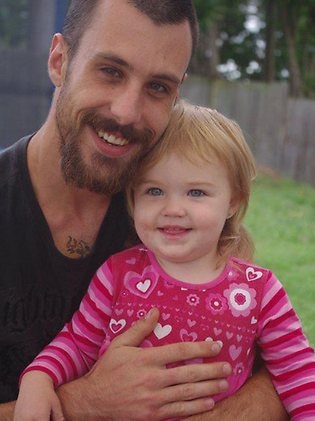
xmin=97 ymin=130 xmax=129 ymax=146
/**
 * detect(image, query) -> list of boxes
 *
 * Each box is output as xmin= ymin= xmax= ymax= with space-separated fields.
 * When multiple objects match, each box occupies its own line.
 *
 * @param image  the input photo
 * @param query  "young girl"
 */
xmin=15 ymin=101 xmax=315 ymax=420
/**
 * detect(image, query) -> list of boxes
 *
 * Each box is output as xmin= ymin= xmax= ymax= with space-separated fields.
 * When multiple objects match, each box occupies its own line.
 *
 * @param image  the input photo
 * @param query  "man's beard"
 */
xmin=55 ymin=89 xmax=154 ymax=195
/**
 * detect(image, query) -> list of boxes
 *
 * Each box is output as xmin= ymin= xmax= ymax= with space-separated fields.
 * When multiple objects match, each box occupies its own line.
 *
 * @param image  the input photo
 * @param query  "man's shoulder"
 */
xmin=0 ymin=136 xmax=31 ymax=189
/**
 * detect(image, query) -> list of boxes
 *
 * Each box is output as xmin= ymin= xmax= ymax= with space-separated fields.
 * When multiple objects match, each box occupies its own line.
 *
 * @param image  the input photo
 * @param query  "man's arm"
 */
xmin=184 ymin=366 xmax=289 ymax=421
xmin=57 ymin=308 xmax=230 ymax=421
xmin=0 ymin=401 xmax=15 ymax=420
xmin=2 ymin=368 xmax=288 ymax=421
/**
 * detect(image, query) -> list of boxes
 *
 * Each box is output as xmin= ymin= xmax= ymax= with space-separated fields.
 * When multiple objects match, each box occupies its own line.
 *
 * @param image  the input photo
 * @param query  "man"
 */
xmin=0 ymin=0 xmax=288 ymax=419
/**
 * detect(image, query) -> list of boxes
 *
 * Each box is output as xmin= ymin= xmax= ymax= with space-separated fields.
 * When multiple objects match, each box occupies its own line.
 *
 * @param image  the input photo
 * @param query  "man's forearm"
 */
xmin=184 ymin=367 xmax=289 ymax=421
xmin=0 ymin=401 xmax=15 ymax=420
xmin=57 ymin=377 xmax=96 ymax=420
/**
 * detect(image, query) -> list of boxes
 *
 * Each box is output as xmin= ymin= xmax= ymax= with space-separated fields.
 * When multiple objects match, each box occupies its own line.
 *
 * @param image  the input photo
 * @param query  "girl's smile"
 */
xmin=133 ymin=152 xmax=238 ymax=282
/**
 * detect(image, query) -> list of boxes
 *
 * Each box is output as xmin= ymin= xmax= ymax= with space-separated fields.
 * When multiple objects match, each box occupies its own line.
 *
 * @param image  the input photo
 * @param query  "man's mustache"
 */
xmin=82 ymin=111 xmax=154 ymax=145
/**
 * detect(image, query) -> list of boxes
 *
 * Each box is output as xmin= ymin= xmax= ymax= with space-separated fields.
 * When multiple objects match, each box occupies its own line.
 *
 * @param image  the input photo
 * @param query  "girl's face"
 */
xmin=133 ymin=152 xmax=238 ymax=275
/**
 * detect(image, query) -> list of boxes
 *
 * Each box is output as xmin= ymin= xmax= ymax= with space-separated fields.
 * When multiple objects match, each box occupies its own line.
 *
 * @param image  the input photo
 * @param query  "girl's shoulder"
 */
xmin=107 ymin=243 xmax=150 ymax=267
xmin=229 ymin=256 xmax=273 ymax=283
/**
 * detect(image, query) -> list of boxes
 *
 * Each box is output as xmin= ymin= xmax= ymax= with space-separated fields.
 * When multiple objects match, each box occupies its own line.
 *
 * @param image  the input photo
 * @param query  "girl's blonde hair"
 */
xmin=127 ymin=100 xmax=257 ymax=263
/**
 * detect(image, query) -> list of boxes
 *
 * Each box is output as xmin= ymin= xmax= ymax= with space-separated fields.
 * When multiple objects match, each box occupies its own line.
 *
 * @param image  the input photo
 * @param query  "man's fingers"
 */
xmin=111 ymin=313 xmax=227 ymax=370
xmin=159 ymin=396 xmax=216 ymax=420
xmin=155 ymin=361 xmax=231 ymax=398
xmin=165 ymin=361 xmax=232 ymax=386
xmin=144 ymin=340 xmax=224 ymax=366
xmin=111 ymin=307 xmax=160 ymax=347
xmin=156 ymin=371 xmax=230 ymax=420
xmin=164 ymin=376 xmax=229 ymax=402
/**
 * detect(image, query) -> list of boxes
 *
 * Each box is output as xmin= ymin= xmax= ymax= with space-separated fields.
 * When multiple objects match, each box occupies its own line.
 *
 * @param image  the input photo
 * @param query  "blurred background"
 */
xmin=0 ymin=0 xmax=314 ymax=343
xmin=0 ymin=0 xmax=314 ymax=185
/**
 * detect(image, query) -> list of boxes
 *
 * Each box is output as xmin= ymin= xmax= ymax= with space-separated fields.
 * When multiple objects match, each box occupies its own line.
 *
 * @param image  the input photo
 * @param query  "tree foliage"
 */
xmin=192 ymin=0 xmax=315 ymax=98
xmin=0 ymin=0 xmax=28 ymax=48
xmin=0 ymin=0 xmax=314 ymax=97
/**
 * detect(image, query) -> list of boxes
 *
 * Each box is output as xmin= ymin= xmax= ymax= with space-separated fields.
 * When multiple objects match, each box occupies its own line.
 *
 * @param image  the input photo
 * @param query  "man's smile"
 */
xmin=97 ymin=130 xmax=129 ymax=146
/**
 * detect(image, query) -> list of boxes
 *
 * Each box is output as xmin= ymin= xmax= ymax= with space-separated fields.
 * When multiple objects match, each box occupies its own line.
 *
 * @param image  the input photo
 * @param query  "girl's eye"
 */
xmin=146 ymin=187 xmax=163 ymax=196
xmin=188 ymin=189 xmax=205 ymax=197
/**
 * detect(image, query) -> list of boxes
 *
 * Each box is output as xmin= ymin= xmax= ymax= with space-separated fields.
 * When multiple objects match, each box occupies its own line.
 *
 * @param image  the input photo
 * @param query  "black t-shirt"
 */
xmin=0 ymin=136 xmax=130 ymax=402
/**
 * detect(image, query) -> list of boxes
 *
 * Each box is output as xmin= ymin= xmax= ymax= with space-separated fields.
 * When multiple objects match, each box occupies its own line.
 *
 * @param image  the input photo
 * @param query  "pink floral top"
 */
xmin=23 ymin=245 xmax=315 ymax=420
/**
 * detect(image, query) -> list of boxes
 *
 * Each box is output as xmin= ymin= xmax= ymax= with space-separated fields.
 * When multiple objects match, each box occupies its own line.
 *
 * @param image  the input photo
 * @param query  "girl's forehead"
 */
xmin=145 ymin=151 xmax=222 ymax=171
xmin=138 ymin=152 xmax=229 ymax=184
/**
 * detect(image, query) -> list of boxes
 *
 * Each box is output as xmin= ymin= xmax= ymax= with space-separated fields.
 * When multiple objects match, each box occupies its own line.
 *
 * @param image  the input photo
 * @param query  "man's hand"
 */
xmin=0 ymin=401 xmax=16 ymax=421
xmin=57 ymin=308 xmax=231 ymax=420
xmin=183 ymin=366 xmax=289 ymax=421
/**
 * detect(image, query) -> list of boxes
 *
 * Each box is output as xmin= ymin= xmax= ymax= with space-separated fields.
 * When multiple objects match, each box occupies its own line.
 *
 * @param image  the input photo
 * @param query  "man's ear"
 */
xmin=48 ymin=33 xmax=69 ymax=87
xmin=174 ymin=73 xmax=188 ymax=104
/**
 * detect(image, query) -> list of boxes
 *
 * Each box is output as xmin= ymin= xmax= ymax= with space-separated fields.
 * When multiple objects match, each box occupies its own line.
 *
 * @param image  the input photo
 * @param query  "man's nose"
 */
xmin=110 ymin=83 xmax=143 ymax=126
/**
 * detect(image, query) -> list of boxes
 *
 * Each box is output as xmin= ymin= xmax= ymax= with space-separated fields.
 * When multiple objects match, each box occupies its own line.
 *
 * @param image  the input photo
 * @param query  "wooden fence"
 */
xmin=0 ymin=52 xmax=314 ymax=186
xmin=0 ymin=50 xmax=51 ymax=148
xmin=182 ymin=77 xmax=315 ymax=186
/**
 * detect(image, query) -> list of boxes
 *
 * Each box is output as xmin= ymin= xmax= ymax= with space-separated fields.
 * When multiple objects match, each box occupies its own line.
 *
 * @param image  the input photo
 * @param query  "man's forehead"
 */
xmin=85 ymin=0 xmax=193 ymax=50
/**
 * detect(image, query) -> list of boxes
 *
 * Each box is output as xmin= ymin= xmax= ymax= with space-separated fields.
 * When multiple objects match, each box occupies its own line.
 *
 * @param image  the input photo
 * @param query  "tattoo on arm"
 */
xmin=66 ymin=236 xmax=91 ymax=258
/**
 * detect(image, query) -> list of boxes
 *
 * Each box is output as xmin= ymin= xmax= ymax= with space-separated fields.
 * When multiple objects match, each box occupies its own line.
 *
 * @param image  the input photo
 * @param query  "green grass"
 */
xmin=245 ymin=172 xmax=315 ymax=347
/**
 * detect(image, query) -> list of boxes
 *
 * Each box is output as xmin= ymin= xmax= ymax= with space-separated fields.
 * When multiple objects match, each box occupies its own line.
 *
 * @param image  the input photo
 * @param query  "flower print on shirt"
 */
xmin=234 ymin=362 xmax=245 ymax=376
xmin=163 ymin=279 xmax=176 ymax=289
xmin=205 ymin=293 xmax=228 ymax=315
xmin=186 ymin=293 xmax=200 ymax=306
xmin=223 ymin=283 xmax=257 ymax=317
xmin=227 ymin=268 xmax=241 ymax=282
xmin=137 ymin=309 xmax=147 ymax=319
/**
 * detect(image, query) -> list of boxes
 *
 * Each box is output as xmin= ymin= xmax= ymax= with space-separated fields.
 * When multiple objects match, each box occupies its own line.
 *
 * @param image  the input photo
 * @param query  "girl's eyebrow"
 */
xmin=137 ymin=179 xmax=161 ymax=185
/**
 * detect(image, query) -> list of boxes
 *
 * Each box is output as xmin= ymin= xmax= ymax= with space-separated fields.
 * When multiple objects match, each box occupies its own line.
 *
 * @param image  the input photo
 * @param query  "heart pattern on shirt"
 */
xmin=110 ymin=318 xmax=126 ymax=333
xmin=124 ymin=269 xmax=158 ymax=298
xmin=154 ymin=323 xmax=172 ymax=339
xmin=246 ymin=267 xmax=263 ymax=282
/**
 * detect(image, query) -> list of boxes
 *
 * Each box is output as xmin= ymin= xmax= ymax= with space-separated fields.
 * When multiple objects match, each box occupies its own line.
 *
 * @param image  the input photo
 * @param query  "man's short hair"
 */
xmin=63 ymin=0 xmax=199 ymax=60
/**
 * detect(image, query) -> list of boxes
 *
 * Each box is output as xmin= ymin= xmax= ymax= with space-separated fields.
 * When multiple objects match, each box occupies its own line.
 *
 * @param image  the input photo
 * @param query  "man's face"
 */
xmin=53 ymin=0 xmax=192 ymax=194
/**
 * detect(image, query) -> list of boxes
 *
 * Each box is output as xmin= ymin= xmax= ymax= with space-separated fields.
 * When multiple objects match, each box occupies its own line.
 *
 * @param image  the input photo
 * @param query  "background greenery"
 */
xmin=192 ymin=0 xmax=315 ymax=98
xmin=1 ymin=1 xmax=315 ymax=97
xmin=1 ymin=0 xmax=314 ymax=344
xmin=246 ymin=172 xmax=315 ymax=346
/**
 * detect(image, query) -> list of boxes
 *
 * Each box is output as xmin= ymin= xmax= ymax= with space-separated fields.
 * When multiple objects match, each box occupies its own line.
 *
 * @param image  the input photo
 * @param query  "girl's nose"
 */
xmin=162 ymin=197 xmax=186 ymax=217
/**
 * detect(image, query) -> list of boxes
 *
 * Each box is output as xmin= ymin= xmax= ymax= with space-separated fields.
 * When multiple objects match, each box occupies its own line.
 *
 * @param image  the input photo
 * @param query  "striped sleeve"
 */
xmin=21 ymin=258 xmax=115 ymax=387
xmin=257 ymin=273 xmax=315 ymax=420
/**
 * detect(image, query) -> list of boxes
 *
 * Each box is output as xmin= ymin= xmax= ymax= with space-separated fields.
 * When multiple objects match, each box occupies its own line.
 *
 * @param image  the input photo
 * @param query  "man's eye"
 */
xmin=149 ymin=82 xmax=168 ymax=94
xmin=147 ymin=187 xmax=163 ymax=196
xmin=101 ymin=67 xmax=121 ymax=78
xmin=188 ymin=189 xmax=205 ymax=197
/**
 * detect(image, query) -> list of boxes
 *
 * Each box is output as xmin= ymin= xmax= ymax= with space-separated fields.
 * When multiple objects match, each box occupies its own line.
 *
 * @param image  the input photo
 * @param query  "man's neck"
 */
xmin=26 ymin=126 xmax=111 ymax=259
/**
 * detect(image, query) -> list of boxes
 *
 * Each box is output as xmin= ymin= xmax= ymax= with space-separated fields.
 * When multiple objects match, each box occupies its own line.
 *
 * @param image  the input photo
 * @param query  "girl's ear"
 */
xmin=227 ymin=196 xmax=240 ymax=219
xmin=48 ymin=33 xmax=69 ymax=87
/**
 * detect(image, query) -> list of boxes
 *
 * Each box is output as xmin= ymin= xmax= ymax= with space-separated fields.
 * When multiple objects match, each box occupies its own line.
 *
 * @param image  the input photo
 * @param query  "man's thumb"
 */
xmin=112 ymin=308 xmax=160 ymax=347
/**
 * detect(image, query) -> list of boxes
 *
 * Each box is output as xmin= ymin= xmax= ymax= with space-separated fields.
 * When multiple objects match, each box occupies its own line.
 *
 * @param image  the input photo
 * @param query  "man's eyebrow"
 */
xmin=94 ymin=52 xmax=182 ymax=85
xmin=94 ymin=53 xmax=129 ymax=68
